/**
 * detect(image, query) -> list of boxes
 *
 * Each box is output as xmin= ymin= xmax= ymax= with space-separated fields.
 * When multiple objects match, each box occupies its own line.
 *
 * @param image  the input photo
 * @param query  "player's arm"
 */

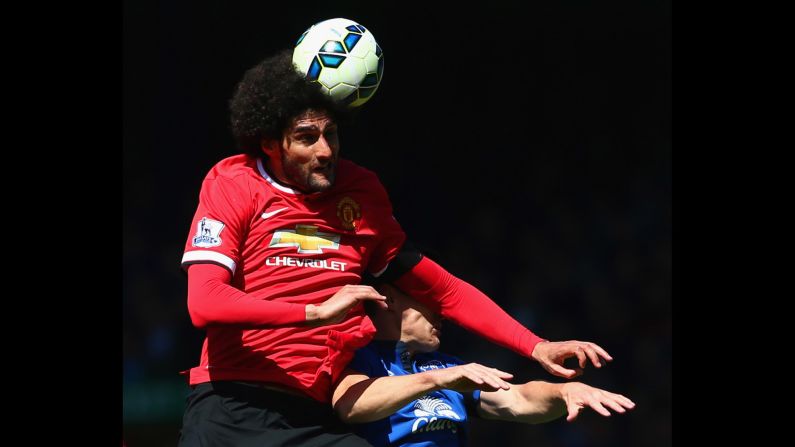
xmin=478 ymin=381 xmax=635 ymax=424
xmin=331 ymin=364 xmax=513 ymax=423
xmin=389 ymin=255 xmax=612 ymax=378
xmin=187 ymin=263 xmax=386 ymax=328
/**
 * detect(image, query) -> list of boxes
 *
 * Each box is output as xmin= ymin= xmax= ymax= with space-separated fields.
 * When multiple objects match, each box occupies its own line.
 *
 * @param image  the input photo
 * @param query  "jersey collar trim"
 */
xmin=257 ymin=158 xmax=301 ymax=195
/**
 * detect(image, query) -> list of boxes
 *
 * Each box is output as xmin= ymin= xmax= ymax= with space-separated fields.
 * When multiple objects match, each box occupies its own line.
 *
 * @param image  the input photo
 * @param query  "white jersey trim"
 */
xmin=257 ymin=158 xmax=300 ymax=195
xmin=181 ymin=251 xmax=237 ymax=274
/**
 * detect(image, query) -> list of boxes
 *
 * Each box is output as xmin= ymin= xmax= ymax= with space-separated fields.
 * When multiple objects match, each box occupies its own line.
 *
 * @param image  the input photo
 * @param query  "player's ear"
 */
xmin=260 ymin=138 xmax=280 ymax=157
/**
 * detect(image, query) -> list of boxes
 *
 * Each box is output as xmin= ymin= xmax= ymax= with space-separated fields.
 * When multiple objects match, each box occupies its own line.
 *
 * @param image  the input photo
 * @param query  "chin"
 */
xmin=307 ymin=176 xmax=334 ymax=192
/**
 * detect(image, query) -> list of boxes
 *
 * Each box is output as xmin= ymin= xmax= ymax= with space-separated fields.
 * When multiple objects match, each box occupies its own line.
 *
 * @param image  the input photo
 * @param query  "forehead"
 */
xmin=289 ymin=110 xmax=336 ymax=131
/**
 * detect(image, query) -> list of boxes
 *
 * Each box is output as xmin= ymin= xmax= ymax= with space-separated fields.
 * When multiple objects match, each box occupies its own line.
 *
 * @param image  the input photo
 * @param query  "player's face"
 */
xmin=273 ymin=110 xmax=340 ymax=193
xmin=398 ymin=296 xmax=443 ymax=353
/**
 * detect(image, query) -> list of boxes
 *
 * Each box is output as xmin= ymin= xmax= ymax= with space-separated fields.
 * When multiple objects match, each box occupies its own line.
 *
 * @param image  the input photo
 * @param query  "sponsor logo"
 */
xmin=191 ymin=217 xmax=225 ymax=248
xmin=265 ymin=257 xmax=346 ymax=271
xmin=336 ymin=196 xmax=361 ymax=231
xmin=416 ymin=360 xmax=445 ymax=372
xmin=261 ymin=207 xmax=288 ymax=219
xmin=269 ymin=224 xmax=340 ymax=254
xmin=411 ymin=396 xmax=461 ymax=434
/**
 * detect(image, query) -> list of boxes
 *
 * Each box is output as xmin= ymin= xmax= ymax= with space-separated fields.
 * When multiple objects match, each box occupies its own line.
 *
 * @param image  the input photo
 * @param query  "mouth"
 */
xmin=313 ymin=162 xmax=335 ymax=174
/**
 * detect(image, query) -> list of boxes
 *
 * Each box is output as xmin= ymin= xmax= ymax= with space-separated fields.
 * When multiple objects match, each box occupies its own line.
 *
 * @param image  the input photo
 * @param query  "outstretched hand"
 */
xmin=560 ymin=382 xmax=635 ymax=422
xmin=429 ymin=363 xmax=514 ymax=393
xmin=531 ymin=340 xmax=613 ymax=379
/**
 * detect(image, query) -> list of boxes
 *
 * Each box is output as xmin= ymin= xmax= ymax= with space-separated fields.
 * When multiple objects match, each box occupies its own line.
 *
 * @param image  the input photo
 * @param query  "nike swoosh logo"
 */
xmin=261 ymin=207 xmax=288 ymax=219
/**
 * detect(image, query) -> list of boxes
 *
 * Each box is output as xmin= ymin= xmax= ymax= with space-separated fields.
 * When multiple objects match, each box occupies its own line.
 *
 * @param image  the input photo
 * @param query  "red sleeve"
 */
xmin=392 ymin=256 xmax=547 ymax=357
xmin=181 ymin=174 xmax=253 ymax=274
xmin=187 ymin=263 xmax=306 ymax=328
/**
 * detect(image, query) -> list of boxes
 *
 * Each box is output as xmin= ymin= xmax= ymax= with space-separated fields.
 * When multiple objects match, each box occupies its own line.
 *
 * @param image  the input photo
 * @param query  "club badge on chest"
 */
xmin=337 ymin=196 xmax=361 ymax=231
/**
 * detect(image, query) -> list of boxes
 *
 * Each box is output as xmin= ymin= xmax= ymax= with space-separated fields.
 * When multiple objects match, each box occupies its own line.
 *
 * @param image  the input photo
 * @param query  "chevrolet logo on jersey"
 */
xmin=269 ymin=224 xmax=341 ymax=254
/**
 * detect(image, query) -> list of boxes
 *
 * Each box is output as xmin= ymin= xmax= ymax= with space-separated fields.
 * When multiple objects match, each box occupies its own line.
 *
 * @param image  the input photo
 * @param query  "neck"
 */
xmin=262 ymin=158 xmax=291 ymax=188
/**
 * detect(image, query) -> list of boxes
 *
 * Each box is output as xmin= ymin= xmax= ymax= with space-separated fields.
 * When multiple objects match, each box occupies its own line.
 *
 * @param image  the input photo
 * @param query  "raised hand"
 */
xmin=531 ymin=340 xmax=613 ymax=378
xmin=428 ymin=363 xmax=514 ymax=392
xmin=306 ymin=284 xmax=387 ymax=326
xmin=560 ymin=382 xmax=636 ymax=422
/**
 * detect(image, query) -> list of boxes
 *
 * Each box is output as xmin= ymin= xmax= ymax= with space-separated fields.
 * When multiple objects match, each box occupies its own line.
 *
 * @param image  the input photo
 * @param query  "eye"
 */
xmin=294 ymin=133 xmax=319 ymax=144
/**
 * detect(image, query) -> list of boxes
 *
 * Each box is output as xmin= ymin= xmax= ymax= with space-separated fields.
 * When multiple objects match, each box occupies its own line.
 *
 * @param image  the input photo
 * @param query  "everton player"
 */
xmin=177 ymin=49 xmax=613 ymax=446
xmin=333 ymin=284 xmax=635 ymax=447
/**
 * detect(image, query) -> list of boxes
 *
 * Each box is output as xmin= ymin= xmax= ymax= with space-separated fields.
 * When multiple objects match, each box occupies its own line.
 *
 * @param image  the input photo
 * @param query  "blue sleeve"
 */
xmin=464 ymin=390 xmax=482 ymax=417
xmin=441 ymin=353 xmax=482 ymax=417
xmin=346 ymin=345 xmax=382 ymax=377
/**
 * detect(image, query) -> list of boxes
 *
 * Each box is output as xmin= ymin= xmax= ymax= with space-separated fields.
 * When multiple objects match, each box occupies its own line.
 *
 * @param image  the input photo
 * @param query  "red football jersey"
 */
xmin=181 ymin=154 xmax=406 ymax=402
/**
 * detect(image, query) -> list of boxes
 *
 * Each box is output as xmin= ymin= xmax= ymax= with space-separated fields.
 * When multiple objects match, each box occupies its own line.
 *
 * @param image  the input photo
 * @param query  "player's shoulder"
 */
xmin=336 ymin=158 xmax=383 ymax=188
xmin=335 ymin=159 xmax=392 ymax=205
xmin=353 ymin=342 xmax=380 ymax=359
xmin=204 ymin=154 xmax=259 ymax=183
xmin=354 ymin=340 xmax=389 ymax=363
xmin=349 ymin=341 xmax=392 ymax=377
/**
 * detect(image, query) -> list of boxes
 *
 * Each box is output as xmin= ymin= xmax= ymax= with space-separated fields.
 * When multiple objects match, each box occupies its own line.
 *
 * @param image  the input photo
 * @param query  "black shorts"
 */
xmin=178 ymin=381 xmax=372 ymax=447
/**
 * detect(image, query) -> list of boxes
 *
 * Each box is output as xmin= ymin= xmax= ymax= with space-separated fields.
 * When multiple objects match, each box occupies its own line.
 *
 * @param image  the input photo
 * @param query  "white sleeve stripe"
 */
xmin=181 ymin=251 xmax=237 ymax=274
xmin=371 ymin=263 xmax=390 ymax=278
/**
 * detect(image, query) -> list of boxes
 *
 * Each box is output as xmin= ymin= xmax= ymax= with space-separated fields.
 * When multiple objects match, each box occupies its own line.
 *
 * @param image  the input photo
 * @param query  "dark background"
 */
xmin=123 ymin=1 xmax=671 ymax=445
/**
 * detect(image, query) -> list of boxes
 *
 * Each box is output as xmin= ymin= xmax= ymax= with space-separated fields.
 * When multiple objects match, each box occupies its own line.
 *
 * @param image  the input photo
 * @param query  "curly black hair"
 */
xmin=229 ymin=49 xmax=349 ymax=157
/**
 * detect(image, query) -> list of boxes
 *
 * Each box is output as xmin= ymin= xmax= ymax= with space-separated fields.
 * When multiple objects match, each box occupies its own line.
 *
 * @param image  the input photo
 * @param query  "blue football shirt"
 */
xmin=346 ymin=340 xmax=481 ymax=447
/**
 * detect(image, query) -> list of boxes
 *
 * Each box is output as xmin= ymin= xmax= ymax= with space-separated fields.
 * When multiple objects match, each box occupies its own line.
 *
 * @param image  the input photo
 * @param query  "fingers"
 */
xmin=564 ymin=341 xmax=613 ymax=369
xmin=586 ymin=399 xmax=611 ymax=417
xmin=566 ymin=403 xmax=582 ymax=422
xmin=344 ymin=285 xmax=387 ymax=300
xmin=574 ymin=347 xmax=587 ymax=369
xmin=487 ymin=367 xmax=514 ymax=390
xmin=600 ymin=396 xmax=630 ymax=414
xmin=565 ymin=386 xmax=636 ymax=422
xmin=546 ymin=362 xmax=578 ymax=379
xmin=454 ymin=364 xmax=513 ymax=391
xmin=355 ymin=292 xmax=388 ymax=309
xmin=588 ymin=342 xmax=613 ymax=362
xmin=571 ymin=342 xmax=608 ymax=368
xmin=469 ymin=365 xmax=513 ymax=391
xmin=338 ymin=285 xmax=387 ymax=306
xmin=314 ymin=285 xmax=389 ymax=324
xmin=607 ymin=392 xmax=636 ymax=410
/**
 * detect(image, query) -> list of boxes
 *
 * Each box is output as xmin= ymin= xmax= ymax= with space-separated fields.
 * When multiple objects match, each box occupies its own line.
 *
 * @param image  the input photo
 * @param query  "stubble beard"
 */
xmin=281 ymin=153 xmax=336 ymax=194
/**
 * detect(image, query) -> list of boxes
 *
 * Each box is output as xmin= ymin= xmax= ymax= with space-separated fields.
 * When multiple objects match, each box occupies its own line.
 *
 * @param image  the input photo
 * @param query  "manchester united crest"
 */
xmin=336 ymin=196 xmax=361 ymax=231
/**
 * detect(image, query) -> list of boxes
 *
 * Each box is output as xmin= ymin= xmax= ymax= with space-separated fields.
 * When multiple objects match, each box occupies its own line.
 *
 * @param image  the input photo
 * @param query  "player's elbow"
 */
xmin=333 ymin=398 xmax=375 ymax=424
xmin=333 ymin=401 xmax=359 ymax=424
xmin=335 ymin=409 xmax=357 ymax=424
xmin=187 ymin=308 xmax=209 ymax=329
xmin=187 ymin=287 xmax=223 ymax=328
xmin=340 ymin=408 xmax=375 ymax=424
xmin=187 ymin=296 xmax=214 ymax=328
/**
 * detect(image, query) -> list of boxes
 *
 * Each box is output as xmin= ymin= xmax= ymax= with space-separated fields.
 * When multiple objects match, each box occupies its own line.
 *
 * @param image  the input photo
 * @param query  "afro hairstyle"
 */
xmin=229 ymin=48 xmax=349 ymax=157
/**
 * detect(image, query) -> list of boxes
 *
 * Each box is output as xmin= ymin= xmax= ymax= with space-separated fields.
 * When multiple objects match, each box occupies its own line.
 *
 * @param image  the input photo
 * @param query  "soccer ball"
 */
xmin=292 ymin=18 xmax=384 ymax=108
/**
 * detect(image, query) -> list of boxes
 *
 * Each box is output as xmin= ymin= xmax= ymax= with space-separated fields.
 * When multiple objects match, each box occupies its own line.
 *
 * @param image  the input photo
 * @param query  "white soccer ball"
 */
xmin=292 ymin=18 xmax=384 ymax=108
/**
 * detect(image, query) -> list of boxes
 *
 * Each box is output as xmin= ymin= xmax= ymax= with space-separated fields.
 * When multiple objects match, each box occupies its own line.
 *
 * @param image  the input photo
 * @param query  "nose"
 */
xmin=314 ymin=135 xmax=334 ymax=162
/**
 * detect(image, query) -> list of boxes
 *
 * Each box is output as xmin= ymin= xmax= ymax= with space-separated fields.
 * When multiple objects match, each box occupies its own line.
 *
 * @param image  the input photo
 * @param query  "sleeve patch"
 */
xmin=191 ymin=217 xmax=226 ymax=248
